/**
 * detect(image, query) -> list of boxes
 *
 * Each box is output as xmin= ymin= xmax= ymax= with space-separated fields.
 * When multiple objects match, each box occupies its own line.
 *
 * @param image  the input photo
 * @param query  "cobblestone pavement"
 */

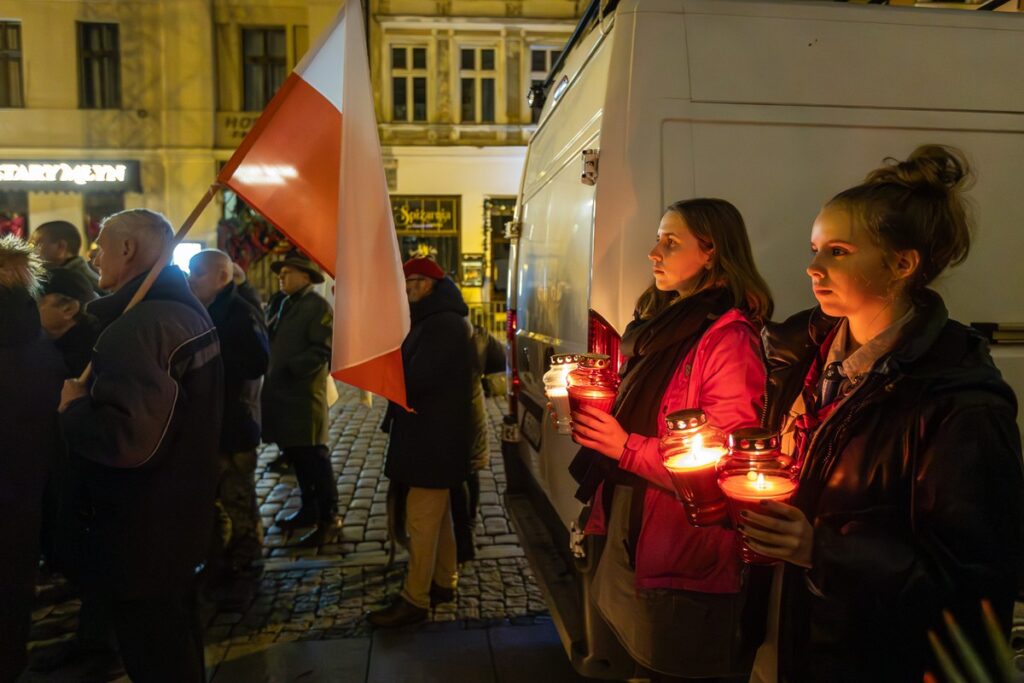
xmin=26 ymin=383 xmax=552 ymax=679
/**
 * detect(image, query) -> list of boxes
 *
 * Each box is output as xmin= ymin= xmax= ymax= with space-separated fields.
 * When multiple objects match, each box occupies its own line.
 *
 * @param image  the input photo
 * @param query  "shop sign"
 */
xmin=0 ymin=160 xmax=142 ymax=193
xmin=216 ymin=112 xmax=258 ymax=148
xmin=391 ymin=195 xmax=459 ymax=235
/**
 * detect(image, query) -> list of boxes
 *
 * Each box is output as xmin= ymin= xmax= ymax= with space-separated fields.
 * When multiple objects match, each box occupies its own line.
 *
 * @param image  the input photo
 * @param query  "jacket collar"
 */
xmin=207 ymin=282 xmax=239 ymax=324
xmin=881 ymin=288 xmax=948 ymax=373
xmin=87 ymin=265 xmax=208 ymax=331
xmin=763 ymin=289 xmax=950 ymax=377
xmin=410 ymin=277 xmax=468 ymax=324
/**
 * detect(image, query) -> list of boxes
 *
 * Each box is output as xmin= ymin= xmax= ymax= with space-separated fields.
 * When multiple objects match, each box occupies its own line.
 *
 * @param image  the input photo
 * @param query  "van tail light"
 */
xmin=588 ymin=309 xmax=622 ymax=374
xmin=506 ymin=309 xmax=520 ymax=415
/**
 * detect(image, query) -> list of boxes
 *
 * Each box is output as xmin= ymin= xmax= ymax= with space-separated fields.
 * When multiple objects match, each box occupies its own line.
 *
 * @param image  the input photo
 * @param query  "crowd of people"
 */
xmin=0 ymin=207 xmax=497 ymax=682
xmin=0 ymin=142 xmax=1020 ymax=683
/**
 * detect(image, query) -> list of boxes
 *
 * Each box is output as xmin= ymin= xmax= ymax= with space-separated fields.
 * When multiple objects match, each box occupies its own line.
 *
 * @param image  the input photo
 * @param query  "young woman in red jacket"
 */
xmin=742 ymin=145 xmax=1023 ymax=682
xmin=570 ymin=198 xmax=773 ymax=681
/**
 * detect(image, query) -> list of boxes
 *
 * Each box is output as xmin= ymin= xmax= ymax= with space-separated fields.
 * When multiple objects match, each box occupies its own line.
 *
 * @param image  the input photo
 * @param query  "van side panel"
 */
xmin=514 ymin=29 xmax=614 ymax=529
xmin=685 ymin=9 xmax=1024 ymax=113
xmin=676 ymin=123 xmax=1024 ymax=323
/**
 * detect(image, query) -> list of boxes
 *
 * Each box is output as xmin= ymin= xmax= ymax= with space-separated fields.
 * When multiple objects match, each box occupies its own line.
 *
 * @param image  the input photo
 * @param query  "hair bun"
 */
xmin=867 ymin=144 xmax=972 ymax=194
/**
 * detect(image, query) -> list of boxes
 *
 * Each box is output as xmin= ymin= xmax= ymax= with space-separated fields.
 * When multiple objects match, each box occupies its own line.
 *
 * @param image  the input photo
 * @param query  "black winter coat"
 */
xmin=0 ymin=290 xmax=64 ymax=678
xmin=262 ymin=286 xmax=333 ymax=448
xmin=384 ymin=278 xmax=476 ymax=489
xmin=53 ymin=315 xmax=99 ymax=378
xmin=61 ymin=267 xmax=223 ymax=598
xmin=208 ymin=283 xmax=269 ymax=452
xmin=762 ymin=290 xmax=1023 ymax=683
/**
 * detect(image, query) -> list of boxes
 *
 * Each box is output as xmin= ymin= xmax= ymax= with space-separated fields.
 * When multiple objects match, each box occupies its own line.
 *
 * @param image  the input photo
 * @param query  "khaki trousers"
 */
xmin=401 ymin=487 xmax=458 ymax=609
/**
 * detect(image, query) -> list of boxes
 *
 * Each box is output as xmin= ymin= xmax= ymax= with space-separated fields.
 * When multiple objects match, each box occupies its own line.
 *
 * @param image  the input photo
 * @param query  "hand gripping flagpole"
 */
xmin=75 ymin=182 xmax=223 ymax=385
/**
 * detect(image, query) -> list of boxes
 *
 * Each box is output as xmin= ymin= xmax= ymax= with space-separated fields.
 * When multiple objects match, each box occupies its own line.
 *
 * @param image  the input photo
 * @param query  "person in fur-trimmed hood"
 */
xmin=0 ymin=236 xmax=65 ymax=681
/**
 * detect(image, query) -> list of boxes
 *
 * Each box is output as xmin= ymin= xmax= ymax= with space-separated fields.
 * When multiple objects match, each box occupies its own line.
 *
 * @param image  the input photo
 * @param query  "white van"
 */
xmin=502 ymin=0 xmax=1024 ymax=677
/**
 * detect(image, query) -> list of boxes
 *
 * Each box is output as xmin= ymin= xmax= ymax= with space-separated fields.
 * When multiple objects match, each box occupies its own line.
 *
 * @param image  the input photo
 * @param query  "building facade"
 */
xmin=0 ymin=0 xmax=219 ymax=246
xmin=369 ymin=0 xmax=581 ymax=308
xmin=0 ymin=0 xmax=581 ymax=310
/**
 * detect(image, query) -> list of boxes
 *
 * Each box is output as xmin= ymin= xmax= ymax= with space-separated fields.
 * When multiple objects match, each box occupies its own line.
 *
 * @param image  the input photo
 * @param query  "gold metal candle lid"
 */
xmin=579 ymin=353 xmax=611 ymax=369
xmin=550 ymin=353 xmax=582 ymax=365
xmin=728 ymin=428 xmax=781 ymax=452
xmin=664 ymin=409 xmax=707 ymax=431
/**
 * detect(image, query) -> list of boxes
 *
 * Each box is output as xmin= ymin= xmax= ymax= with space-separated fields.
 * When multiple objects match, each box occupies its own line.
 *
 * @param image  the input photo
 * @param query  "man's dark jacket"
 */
xmin=208 ymin=282 xmax=269 ymax=452
xmin=383 ymin=277 xmax=476 ymax=489
xmin=761 ymin=290 xmax=1023 ymax=683
xmin=61 ymin=267 xmax=223 ymax=598
xmin=0 ymin=289 xmax=64 ymax=680
xmin=53 ymin=315 xmax=100 ymax=378
xmin=262 ymin=286 xmax=332 ymax=448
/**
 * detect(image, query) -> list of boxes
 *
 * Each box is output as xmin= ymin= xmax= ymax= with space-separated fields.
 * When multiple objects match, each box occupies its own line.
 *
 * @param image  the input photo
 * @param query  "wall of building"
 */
xmin=0 ymin=0 xmax=221 ymax=246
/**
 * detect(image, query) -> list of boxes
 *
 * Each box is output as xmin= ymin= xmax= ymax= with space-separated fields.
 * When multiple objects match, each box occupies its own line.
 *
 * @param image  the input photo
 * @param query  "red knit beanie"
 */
xmin=403 ymin=257 xmax=445 ymax=280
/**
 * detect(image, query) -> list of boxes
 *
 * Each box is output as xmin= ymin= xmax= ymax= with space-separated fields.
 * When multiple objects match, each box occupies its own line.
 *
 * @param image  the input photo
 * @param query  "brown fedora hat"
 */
xmin=270 ymin=253 xmax=325 ymax=284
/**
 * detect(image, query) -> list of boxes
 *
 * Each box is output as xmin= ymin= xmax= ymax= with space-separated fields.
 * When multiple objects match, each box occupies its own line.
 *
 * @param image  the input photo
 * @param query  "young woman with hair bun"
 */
xmin=743 ymin=145 xmax=1024 ymax=682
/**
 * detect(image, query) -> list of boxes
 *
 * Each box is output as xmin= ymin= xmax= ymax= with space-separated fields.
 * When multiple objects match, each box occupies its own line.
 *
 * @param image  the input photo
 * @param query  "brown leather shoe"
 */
xmin=367 ymin=597 xmax=428 ymax=628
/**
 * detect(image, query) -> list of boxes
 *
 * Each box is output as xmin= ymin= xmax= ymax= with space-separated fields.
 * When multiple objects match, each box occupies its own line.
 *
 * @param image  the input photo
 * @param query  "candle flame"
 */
xmin=755 ymin=473 xmax=767 ymax=491
xmin=692 ymin=433 xmax=703 ymax=452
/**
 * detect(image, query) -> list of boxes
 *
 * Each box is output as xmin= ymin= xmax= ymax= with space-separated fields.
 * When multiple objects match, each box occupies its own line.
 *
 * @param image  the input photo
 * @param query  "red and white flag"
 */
xmin=218 ymin=0 xmax=410 ymax=408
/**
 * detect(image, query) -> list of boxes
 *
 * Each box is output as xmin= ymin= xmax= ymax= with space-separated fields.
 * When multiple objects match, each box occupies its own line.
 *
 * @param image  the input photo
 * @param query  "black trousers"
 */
xmin=101 ymin=585 xmax=205 ymax=683
xmin=450 ymin=472 xmax=480 ymax=564
xmin=285 ymin=445 xmax=337 ymax=520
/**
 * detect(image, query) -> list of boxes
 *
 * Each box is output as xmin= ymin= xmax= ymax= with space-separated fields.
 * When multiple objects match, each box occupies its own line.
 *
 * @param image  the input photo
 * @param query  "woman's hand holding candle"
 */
xmin=737 ymin=501 xmax=814 ymax=568
xmin=571 ymin=405 xmax=628 ymax=459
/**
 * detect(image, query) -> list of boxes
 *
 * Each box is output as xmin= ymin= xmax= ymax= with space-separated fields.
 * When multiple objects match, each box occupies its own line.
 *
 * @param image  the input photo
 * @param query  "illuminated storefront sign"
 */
xmin=0 ymin=160 xmax=142 ymax=192
xmin=390 ymin=195 xmax=459 ymax=235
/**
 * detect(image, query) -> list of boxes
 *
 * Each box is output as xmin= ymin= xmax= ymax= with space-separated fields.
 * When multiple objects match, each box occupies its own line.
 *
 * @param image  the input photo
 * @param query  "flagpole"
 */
xmin=76 ymin=182 xmax=222 ymax=384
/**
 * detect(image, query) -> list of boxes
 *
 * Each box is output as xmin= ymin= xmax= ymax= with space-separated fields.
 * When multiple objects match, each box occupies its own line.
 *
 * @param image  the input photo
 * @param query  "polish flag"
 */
xmin=218 ymin=0 xmax=410 ymax=408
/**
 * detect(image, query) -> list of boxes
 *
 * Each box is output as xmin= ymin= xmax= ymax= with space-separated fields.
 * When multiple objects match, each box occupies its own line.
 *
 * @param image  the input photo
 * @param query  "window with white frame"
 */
xmin=459 ymin=46 xmax=497 ymax=124
xmin=391 ymin=45 xmax=427 ymax=122
xmin=528 ymin=46 xmax=561 ymax=123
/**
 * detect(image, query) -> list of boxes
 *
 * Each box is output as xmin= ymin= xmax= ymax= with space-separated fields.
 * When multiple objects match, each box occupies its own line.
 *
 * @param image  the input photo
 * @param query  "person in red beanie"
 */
xmin=370 ymin=258 xmax=478 ymax=627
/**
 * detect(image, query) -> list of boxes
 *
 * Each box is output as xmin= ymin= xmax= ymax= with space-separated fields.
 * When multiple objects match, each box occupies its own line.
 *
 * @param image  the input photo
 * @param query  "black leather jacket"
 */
xmin=762 ymin=290 xmax=1023 ymax=683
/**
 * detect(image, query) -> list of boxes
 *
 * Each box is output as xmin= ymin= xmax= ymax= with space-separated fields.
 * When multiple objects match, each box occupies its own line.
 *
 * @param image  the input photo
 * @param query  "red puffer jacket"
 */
xmin=584 ymin=308 xmax=766 ymax=593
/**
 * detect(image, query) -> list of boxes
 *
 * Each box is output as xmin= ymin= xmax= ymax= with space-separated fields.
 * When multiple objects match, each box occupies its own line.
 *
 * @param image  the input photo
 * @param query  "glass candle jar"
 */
xmin=566 ymin=353 xmax=620 ymax=418
xmin=543 ymin=353 xmax=581 ymax=435
xmin=659 ymin=409 xmax=728 ymax=527
xmin=717 ymin=428 xmax=799 ymax=564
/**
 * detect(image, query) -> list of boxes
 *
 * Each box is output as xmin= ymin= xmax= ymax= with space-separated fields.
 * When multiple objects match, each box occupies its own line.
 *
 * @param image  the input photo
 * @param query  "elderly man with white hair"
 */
xmin=188 ymin=249 xmax=269 ymax=603
xmin=59 ymin=209 xmax=223 ymax=683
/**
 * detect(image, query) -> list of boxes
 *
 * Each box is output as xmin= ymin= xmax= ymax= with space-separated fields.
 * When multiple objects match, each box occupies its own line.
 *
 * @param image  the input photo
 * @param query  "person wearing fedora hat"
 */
xmin=261 ymin=251 xmax=339 ymax=546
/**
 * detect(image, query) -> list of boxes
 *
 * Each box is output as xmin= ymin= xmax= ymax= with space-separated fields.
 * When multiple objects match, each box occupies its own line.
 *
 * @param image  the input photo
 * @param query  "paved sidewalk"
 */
xmin=210 ymin=618 xmax=594 ymax=682
xmin=26 ymin=384 xmax=598 ymax=682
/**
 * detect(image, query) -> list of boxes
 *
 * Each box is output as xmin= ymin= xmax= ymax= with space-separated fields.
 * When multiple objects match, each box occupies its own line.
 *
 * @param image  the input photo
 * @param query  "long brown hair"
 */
xmin=827 ymin=144 xmax=973 ymax=294
xmin=637 ymin=198 xmax=773 ymax=322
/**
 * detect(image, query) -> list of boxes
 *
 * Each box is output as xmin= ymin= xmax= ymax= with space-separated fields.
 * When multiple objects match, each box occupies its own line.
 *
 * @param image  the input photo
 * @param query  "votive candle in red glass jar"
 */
xmin=566 ymin=353 xmax=619 ymax=418
xmin=659 ymin=409 xmax=728 ymax=527
xmin=717 ymin=429 xmax=799 ymax=564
